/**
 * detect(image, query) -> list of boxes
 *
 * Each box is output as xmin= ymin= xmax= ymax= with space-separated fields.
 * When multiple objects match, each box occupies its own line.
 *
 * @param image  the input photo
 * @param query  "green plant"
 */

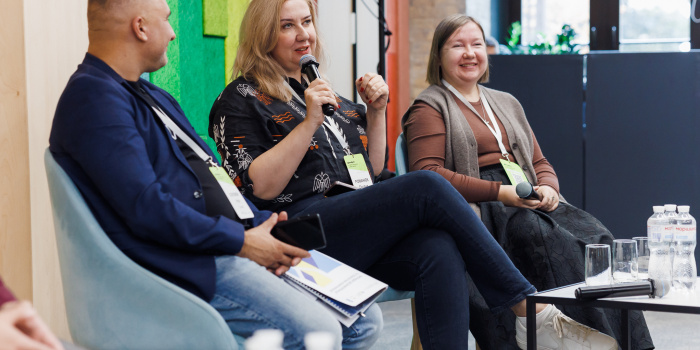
xmin=505 ymin=21 xmax=524 ymax=54
xmin=505 ymin=22 xmax=580 ymax=55
xmin=553 ymin=24 xmax=579 ymax=54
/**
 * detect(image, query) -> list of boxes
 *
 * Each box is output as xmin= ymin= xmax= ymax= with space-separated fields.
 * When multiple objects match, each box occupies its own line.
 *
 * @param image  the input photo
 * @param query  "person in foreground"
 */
xmin=48 ymin=0 xmax=384 ymax=349
xmin=403 ymin=14 xmax=653 ymax=349
xmin=0 ymin=277 xmax=65 ymax=350
xmin=208 ymin=1 xmax=616 ymax=349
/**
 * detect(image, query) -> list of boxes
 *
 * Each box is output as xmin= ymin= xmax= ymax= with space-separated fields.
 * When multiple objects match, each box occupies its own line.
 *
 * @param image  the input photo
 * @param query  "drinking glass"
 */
xmin=613 ymin=239 xmax=638 ymax=283
xmin=634 ymin=237 xmax=650 ymax=280
xmin=585 ymin=244 xmax=612 ymax=286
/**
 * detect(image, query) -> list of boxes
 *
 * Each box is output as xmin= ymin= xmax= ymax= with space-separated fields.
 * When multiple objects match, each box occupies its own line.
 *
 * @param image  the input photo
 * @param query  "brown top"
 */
xmin=404 ymin=97 xmax=559 ymax=203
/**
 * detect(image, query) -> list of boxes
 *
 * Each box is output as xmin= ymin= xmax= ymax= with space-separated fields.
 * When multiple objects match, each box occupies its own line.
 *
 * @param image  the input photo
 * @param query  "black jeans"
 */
xmin=292 ymin=171 xmax=536 ymax=350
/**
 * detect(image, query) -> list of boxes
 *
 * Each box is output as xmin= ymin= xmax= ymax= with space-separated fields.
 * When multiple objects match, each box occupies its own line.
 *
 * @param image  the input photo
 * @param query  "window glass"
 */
xmin=620 ymin=0 xmax=690 ymax=52
xmin=521 ymin=0 xmax=590 ymax=48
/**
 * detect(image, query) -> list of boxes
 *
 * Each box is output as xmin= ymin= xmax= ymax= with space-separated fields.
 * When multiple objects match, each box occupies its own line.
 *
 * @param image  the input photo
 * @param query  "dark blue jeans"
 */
xmin=292 ymin=171 xmax=536 ymax=350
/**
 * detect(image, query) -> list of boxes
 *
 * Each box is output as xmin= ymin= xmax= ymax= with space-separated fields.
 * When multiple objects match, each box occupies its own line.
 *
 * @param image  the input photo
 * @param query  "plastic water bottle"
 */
xmin=664 ymin=204 xmax=679 ymax=263
xmin=648 ymin=206 xmax=673 ymax=288
xmin=672 ymin=206 xmax=697 ymax=292
xmin=304 ymin=332 xmax=336 ymax=350
xmin=664 ymin=204 xmax=679 ymax=225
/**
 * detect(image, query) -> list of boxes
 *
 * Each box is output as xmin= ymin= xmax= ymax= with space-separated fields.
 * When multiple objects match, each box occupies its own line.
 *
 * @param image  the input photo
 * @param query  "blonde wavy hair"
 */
xmin=233 ymin=0 xmax=327 ymax=102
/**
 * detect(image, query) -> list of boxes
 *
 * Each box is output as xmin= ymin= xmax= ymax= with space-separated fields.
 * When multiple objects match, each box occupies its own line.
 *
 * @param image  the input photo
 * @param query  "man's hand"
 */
xmin=238 ymin=212 xmax=311 ymax=275
xmin=0 ymin=301 xmax=65 ymax=350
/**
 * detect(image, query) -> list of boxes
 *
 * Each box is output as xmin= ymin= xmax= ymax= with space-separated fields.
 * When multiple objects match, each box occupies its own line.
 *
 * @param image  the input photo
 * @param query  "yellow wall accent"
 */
xmin=226 ymin=0 xmax=250 ymax=83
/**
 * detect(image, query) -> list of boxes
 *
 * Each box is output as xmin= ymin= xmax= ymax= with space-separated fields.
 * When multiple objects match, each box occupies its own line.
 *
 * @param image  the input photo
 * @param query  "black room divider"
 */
xmin=487 ymin=51 xmax=700 ymax=263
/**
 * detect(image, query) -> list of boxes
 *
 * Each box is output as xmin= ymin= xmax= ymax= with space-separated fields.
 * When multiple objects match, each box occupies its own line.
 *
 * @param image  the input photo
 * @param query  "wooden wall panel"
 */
xmin=23 ymin=0 xmax=89 ymax=339
xmin=0 ymin=0 xmax=32 ymax=302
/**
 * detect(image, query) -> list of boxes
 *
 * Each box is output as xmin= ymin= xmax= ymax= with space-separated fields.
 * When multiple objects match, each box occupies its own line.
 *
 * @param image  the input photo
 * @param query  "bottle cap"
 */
xmin=678 ymin=205 xmax=690 ymax=213
xmin=653 ymin=206 xmax=664 ymax=212
xmin=664 ymin=204 xmax=677 ymax=211
xmin=247 ymin=329 xmax=283 ymax=350
xmin=304 ymin=332 xmax=336 ymax=350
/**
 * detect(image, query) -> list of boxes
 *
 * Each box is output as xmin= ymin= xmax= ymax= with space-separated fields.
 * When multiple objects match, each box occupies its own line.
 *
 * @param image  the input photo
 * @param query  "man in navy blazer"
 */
xmin=49 ymin=0 xmax=381 ymax=348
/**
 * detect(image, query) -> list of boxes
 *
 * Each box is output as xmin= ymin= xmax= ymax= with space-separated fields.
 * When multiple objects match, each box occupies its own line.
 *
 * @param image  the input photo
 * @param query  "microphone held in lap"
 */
xmin=515 ymin=181 xmax=541 ymax=200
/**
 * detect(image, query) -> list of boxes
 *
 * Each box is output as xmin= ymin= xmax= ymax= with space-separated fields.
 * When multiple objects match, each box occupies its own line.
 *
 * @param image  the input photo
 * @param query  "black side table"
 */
xmin=526 ymin=283 xmax=700 ymax=350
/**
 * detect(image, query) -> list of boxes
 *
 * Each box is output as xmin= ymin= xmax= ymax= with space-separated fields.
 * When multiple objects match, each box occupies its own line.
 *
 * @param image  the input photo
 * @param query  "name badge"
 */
xmin=499 ymin=159 xmax=528 ymax=186
xmin=209 ymin=167 xmax=255 ymax=220
xmin=343 ymin=154 xmax=373 ymax=188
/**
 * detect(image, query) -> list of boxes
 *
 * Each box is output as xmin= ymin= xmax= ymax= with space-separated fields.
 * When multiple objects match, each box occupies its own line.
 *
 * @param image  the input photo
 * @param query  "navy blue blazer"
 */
xmin=50 ymin=54 xmax=270 ymax=301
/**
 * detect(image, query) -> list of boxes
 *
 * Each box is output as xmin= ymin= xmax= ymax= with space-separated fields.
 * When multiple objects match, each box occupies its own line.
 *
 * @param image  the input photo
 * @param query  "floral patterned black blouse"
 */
xmin=209 ymin=76 xmax=373 ymax=214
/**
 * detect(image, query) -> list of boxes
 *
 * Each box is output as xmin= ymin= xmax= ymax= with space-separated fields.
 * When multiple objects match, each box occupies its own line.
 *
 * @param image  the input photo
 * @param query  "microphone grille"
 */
xmin=299 ymin=54 xmax=317 ymax=68
xmin=515 ymin=181 xmax=532 ymax=198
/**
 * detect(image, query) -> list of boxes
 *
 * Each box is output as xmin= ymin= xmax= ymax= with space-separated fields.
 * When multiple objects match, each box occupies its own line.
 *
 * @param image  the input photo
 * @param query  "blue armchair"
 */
xmin=45 ymin=149 xmax=243 ymax=350
xmin=395 ymin=132 xmax=409 ymax=175
xmin=46 ymin=147 xmax=422 ymax=349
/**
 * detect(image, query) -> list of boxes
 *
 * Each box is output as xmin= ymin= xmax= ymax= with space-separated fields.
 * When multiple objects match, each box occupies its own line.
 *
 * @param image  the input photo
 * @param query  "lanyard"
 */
xmin=284 ymin=80 xmax=352 ymax=155
xmin=152 ymin=105 xmax=255 ymax=219
xmin=442 ymin=79 xmax=510 ymax=161
xmin=151 ymin=106 xmax=217 ymax=166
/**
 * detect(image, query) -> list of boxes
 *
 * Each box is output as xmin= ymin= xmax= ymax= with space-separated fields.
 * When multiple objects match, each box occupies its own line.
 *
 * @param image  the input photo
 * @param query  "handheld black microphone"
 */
xmin=299 ymin=54 xmax=335 ymax=116
xmin=515 ymin=181 xmax=541 ymax=200
xmin=575 ymin=279 xmax=670 ymax=299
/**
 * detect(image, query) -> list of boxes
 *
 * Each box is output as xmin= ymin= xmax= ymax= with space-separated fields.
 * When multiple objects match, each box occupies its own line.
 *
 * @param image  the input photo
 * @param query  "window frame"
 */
xmin=497 ymin=0 xmax=700 ymax=50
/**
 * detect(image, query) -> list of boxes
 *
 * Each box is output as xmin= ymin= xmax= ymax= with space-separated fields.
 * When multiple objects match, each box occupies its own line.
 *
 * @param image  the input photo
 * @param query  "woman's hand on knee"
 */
xmin=535 ymin=185 xmax=559 ymax=212
xmin=498 ymin=185 xmax=540 ymax=209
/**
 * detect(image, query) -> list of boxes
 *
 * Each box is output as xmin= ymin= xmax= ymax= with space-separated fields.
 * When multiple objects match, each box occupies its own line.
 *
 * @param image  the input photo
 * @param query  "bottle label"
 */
xmin=674 ymin=225 xmax=696 ymax=241
xmin=648 ymin=224 xmax=663 ymax=242
xmin=662 ymin=225 xmax=675 ymax=241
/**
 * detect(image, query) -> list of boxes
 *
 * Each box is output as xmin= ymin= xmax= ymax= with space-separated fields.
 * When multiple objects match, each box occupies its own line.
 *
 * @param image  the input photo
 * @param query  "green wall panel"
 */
xmin=149 ymin=0 xmax=252 ymax=160
xmin=178 ymin=0 xmax=225 ymax=134
xmin=152 ymin=0 xmax=181 ymax=101
xmin=151 ymin=0 xmax=227 ymax=160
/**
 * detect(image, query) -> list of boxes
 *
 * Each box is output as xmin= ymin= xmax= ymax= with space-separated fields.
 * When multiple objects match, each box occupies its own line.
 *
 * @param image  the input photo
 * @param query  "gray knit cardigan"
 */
xmin=401 ymin=84 xmax=541 ymax=216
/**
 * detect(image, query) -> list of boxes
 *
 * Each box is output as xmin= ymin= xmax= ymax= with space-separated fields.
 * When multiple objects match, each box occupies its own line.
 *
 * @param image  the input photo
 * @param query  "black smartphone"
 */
xmin=272 ymin=213 xmax=327 ymax=250
xmin=323 ymin=181 xmax=358 ymax=197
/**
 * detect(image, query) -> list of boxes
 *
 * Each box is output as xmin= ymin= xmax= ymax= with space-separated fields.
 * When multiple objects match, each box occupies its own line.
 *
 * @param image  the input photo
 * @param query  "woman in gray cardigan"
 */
xmin=402 ymin=14 xmax=653 ymax=350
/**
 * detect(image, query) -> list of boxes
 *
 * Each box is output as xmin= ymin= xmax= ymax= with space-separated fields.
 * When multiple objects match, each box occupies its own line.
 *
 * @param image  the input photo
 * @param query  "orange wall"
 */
xmin=385 ymin=0 xmax=411 ymax=171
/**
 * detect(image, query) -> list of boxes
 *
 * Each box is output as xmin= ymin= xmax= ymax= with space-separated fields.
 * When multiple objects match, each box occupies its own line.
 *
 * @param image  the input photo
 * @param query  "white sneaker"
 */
xmin=515 ymin=305 xmax=618 ymax=350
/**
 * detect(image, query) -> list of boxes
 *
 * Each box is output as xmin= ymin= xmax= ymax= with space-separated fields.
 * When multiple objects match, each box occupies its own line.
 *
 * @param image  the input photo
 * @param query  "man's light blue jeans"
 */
xmin=209 ymin=255 xmax=383 ymax=350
